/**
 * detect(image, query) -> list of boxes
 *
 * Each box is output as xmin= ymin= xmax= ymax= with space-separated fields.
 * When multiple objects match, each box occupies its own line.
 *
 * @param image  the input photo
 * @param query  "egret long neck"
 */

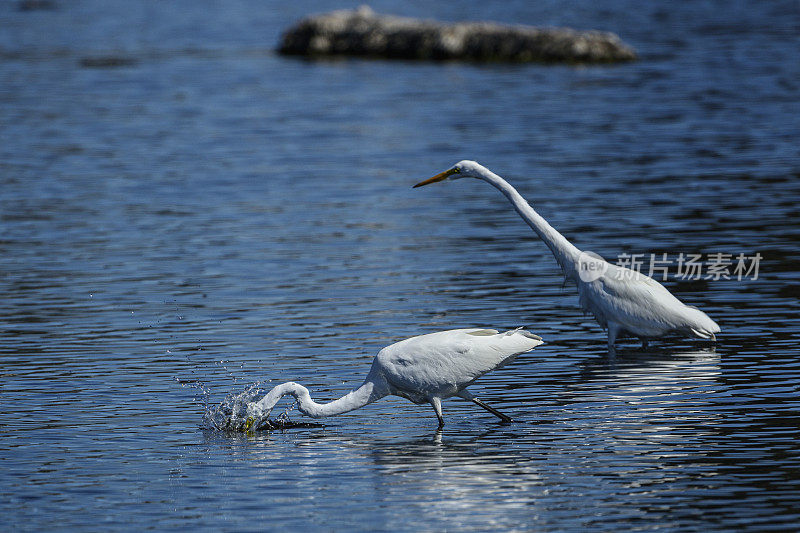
xmin=253 ymin=371 xmax=387 ymax=419
xmin=297 ymin=380 xmax=381 ymax=417
xmin=480 ymin=170 xmax=582 ymax=278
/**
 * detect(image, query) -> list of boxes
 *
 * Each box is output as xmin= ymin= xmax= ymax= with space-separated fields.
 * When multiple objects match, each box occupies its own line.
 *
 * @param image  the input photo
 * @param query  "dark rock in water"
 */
xmin=279 ymin=6 xmax=636 ymax=63
xmin=17 ymin=0 xmax=57 ymax=11
xmin=79 ymin=56 xmax=138 ymax=68
xmin=254 ymin=419 xmax=324 ymax=431
xmin=210 ymin=415 xmax=323 ymax=433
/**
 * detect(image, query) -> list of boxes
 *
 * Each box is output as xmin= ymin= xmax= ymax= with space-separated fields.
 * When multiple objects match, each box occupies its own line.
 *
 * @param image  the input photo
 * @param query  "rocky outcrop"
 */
xmin=279 ymin=7 xmax=636 ymax=63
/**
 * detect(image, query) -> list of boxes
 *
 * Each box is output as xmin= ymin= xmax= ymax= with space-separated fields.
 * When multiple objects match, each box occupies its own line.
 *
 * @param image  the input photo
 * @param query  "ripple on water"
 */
xmin=1 ymin=0 xmax=799 ymax=530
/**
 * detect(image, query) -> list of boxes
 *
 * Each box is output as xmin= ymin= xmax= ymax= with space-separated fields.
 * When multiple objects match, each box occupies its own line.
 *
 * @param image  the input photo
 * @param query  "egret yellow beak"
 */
xmin=413 ymin=168 xmax=459 ymax=188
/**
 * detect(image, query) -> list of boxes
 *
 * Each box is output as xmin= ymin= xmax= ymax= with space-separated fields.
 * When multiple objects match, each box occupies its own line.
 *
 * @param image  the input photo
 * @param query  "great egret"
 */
xmin=414 ymin=160 xmax=720 ymax=350
xmin=243 ymin=328 xmax=543 ymax=429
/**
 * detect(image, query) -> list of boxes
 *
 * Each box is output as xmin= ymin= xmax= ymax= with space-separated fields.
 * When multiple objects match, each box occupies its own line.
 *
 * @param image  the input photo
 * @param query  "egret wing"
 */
xmin=582 ymin=265 xmax=697 ymax=335
xmin=376 ymin=328 xmax=542 ymax=400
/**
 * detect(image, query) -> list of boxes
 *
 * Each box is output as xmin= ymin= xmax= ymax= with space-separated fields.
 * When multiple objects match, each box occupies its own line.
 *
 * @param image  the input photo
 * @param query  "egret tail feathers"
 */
xmin=502 ymin=327 xmax=543 ymax=341
xmin=690 ymin=327 xmax=719 ymax=341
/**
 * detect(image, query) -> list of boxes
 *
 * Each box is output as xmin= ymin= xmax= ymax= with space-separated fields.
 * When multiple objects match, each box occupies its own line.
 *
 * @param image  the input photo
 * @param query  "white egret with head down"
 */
xmin=414 ymin=160 xmax=720 ymax=350
xmin=244 ymin=327 xmax=544 ymax=429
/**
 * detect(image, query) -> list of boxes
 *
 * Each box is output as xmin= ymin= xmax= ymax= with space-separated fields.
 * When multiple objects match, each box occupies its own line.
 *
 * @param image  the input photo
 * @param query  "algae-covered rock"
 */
xmin=279 ymin=6 xmax=636 ymax=63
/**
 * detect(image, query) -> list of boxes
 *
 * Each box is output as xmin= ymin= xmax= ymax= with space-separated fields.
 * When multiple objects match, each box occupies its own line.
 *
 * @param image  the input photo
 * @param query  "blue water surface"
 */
xmin=1 ymin=0 xmax=799 ymax=531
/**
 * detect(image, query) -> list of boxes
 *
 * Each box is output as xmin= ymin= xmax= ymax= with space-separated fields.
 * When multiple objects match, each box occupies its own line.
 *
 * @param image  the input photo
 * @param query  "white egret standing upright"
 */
xmin=243 ymin=328 xmax=543 ymax=429
xmin=414 ymin=160 xmax=720 ymax=350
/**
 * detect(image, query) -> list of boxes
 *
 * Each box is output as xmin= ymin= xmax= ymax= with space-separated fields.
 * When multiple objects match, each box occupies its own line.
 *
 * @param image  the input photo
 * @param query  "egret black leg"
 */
xmin=430 ymin=397 xmax=444 ymax=428
xmin=607 ymin=322 xmax=620 ymax=350
xmin=471 ymin=397 xmax=513 ymax=424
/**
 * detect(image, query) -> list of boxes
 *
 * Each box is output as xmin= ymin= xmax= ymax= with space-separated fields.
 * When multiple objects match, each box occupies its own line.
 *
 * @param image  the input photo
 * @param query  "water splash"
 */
xmin=202 ymin=382 xmax=264 ymax=431
xmin=201 ymin=383 xmax=322 ymax=432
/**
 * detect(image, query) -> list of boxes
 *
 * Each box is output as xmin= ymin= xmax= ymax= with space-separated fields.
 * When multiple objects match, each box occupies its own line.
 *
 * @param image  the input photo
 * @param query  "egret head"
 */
xmin=413 ymin=160 xmax=488 ymax=188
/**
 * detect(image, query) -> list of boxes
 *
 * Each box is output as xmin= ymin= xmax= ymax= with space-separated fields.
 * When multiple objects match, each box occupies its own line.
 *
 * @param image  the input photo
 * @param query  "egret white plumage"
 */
xmin=243 ymin=328 xmax=543 ymax=429
xmin=414 ymin=160 xmax=720 ymax=350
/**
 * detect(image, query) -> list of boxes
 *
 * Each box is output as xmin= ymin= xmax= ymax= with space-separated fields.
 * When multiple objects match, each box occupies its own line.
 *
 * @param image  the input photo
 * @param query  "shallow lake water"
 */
xmin=1 ymin=0 xmax=799 ymax=530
